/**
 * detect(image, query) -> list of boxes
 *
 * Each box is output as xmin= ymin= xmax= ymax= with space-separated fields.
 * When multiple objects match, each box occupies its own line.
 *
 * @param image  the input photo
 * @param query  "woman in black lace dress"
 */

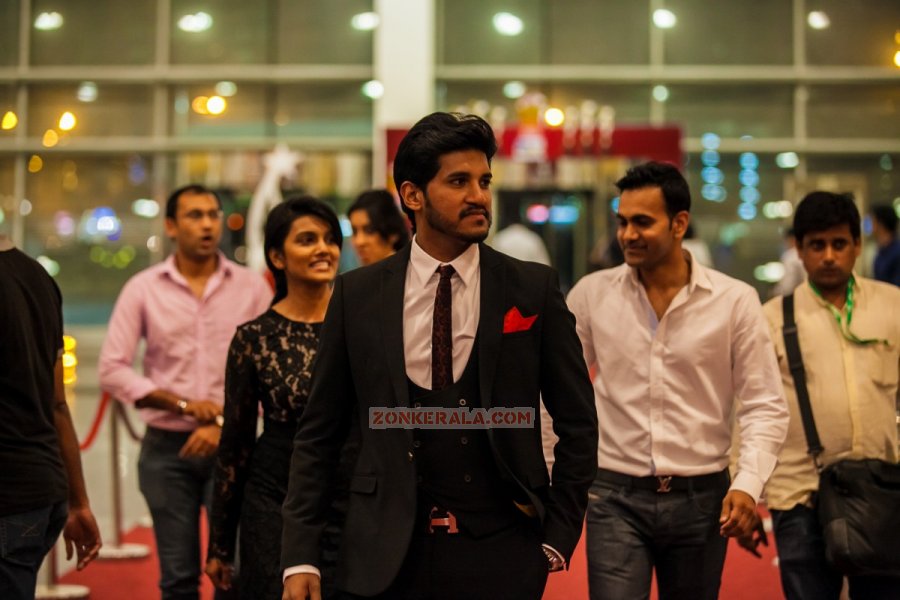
xmin=205 ymin=196 xmax=343 ymax=599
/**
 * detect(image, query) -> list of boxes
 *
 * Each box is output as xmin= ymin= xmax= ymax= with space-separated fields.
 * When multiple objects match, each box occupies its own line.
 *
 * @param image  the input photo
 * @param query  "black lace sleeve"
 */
xmin=208 ymin=323 xmax=261 ymax=563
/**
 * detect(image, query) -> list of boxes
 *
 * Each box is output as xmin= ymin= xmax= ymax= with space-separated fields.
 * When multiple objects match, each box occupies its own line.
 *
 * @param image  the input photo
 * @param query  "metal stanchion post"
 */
xmin=34 ymin=545 xmax=89 ymax=600
xmin=97 ymin=401 xmax=150 ymax=560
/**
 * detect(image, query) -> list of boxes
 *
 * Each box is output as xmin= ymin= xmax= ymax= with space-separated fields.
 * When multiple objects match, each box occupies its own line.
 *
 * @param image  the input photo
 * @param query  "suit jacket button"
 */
xmin=408 ymin=451 xmax=414 ymax=462
xmin=413 ymin=440 xmax=421 ymax=448
xmin=460 ymin=436 xmax=468 ymax=445
xmin=459 ymin=398 xmax=467 ymax=407
xmin=417 ymin=475 xmax=424 ymax=484
xmin=463 ymin=474 xmax=472 ymax=483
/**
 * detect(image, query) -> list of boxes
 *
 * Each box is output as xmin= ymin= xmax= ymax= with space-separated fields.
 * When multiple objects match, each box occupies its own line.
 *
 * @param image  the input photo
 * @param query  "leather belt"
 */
xmin=427 ymin=507 xmax=459 ymax=534
xmin=596 ymin=468 xmax=729 ymax=493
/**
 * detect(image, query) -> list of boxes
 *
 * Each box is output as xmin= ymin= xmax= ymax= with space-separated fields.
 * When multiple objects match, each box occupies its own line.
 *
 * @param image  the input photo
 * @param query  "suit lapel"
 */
xmin=477 ymin=244 xmax=505 ymax=410
xmin=380 ymin=245 xmax=411 ymax=409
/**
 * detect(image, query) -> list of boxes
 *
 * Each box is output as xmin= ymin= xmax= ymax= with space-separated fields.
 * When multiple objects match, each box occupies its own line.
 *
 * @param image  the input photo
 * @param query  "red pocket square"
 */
xmin=503 ymin=306 xmax=537 ymax=334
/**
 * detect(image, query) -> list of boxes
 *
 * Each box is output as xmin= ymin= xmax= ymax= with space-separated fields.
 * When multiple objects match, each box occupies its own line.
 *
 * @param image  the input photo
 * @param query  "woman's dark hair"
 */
xmin=347 ymin=189 xmax=410 ymax=251
xmin=615 ymin=161 xmax=691 ymax=220
xmin=264 ymin=195 xmax=342 ymax=303
xmin=793 ymin=191 xmax=860 ymax=245
xmin=393 ymin=112 xmax=497 ymax=231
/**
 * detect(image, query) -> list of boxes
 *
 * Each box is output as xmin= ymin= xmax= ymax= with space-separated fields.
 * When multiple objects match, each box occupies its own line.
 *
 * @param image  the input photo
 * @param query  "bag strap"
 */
xmin=782 ymin=294 xmax=825 ymax=467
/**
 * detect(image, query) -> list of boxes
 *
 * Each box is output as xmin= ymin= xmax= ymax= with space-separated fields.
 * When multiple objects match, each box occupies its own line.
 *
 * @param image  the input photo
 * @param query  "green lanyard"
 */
xmin=809 ymin=276 xmax=889 ymax=346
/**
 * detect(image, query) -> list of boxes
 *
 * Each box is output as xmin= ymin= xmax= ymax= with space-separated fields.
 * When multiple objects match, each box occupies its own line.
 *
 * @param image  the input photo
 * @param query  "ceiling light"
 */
xmin=34 ymin=12 xmax=63 ymax=31
xmin=493 ymin=12 xmax=524 ymax=36
xmin=502 ymin=81 xmax=526 ymax=99
xmin=652 ymin=9 xmax=676 ymax=29
xmin=351 ymin=12 xmax=379 ymax=31
xmin=807 ymin=11 xmax=830 ymax=30
xmin=178 ymin=12 xmax=213 ymax=33
xmin=361 ymin=80 xmax=384 ymax=99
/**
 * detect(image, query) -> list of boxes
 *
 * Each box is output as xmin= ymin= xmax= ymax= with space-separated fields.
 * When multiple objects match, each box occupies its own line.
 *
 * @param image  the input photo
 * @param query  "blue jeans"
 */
xmin=585 ymin=472 xmax=729 ymax=600
xmin=139 ymin=427 xmax=222 ymax=600
xmin=0 ymin=501 xmax=68 ymax=600
xmin=771 ymin=504 xmax=900 ymax=600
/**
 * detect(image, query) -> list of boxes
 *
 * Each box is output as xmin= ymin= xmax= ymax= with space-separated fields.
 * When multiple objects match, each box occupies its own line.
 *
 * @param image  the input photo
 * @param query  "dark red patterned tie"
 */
xmin=432 ymin=265 xmax=455 ymax=390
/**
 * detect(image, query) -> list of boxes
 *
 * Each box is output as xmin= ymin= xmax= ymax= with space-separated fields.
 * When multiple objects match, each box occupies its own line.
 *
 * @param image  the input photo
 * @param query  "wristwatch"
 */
xmin=176 ymin=398 xmax=188 ymax=414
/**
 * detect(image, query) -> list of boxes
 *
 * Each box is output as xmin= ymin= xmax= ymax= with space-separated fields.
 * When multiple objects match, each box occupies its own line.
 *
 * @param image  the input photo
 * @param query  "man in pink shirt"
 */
xmin=99 ymin=184 xmax=271 ymax=600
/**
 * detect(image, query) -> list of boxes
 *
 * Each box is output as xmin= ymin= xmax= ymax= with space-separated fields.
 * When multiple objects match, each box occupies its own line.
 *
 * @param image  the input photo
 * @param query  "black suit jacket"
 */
xmin=281 ymin=243 xmax=598 ymax=596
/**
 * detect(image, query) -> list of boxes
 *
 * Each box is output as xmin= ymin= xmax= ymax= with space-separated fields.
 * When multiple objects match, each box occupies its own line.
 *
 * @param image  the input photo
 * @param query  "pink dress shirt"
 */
xmin=99 ymin=253 xmax=272 ymax=431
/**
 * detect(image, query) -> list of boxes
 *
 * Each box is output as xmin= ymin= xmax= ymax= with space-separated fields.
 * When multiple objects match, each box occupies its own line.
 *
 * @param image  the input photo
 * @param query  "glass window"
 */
xmin=665 ymin=85 xmax=794 ymax=138
xmin=171 ymin=84 xmax=269 ymax=137
xmin=663 ymin=0 xmax=793 ymax=65
xmin=30 ymin=0 xmax=155 ymax=65
xmin=440 ymin=83 xmax=650 ymax=125
xmin=806 ymin=0 xmax=900 ymax=66
xmin=807 ymin=85 xmax=900 ymax=139
xmin=28 ymin=85 xmax=154 ymax=137
xmin=171 ymin=0 xmax=271 ymax=64
xmin=23 ymin=155 xmax=156 ymax=324
xmin=439 ymin=0 xmax=543 ymax=65
xmin=0 ymin=0 xmax=19 ymax=66
xmin=275 ymin=0 xmax=374 ymax=64
xmin=275 ymin=83 xmax=373 ymax=137
xmin=545 ymin=0 xmax=649 ymax=64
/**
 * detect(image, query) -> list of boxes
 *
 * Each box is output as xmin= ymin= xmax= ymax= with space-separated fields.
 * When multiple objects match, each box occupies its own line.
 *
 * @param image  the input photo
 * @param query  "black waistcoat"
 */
xmin=408 ymin=344 xmax=520 ymax=537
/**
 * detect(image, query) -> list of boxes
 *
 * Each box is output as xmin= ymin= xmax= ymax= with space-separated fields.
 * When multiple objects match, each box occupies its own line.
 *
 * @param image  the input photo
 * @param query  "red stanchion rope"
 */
xmin=79 ymin=392 xmax=110 ymax=451
xmin=116 ymin=401 xmax=144 ymax=443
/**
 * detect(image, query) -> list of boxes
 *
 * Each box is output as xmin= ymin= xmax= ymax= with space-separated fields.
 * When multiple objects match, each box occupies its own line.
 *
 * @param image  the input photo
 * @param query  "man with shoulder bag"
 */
xmin=743 ymin=191 xmax=900 ymax=600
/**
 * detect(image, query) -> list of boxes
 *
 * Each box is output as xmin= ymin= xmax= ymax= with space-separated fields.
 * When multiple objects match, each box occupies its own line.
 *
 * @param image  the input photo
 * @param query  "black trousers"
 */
xmin=338 ymin=511 xmax=549 ymax=600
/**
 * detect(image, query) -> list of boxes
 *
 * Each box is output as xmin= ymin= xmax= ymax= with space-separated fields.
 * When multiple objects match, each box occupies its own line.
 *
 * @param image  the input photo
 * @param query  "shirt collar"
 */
xmin=622 ymin=249 xmax=713 ymax=293
xmin=409 ymin=236 xmax=480 ymax=288
xmin=160 ymin=251 xmax=231 ymax=285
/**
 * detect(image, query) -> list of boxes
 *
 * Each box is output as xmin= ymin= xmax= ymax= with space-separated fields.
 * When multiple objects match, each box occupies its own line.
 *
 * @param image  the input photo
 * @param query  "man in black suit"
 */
xmin=281 ymin=112 xmax=598 ymax=600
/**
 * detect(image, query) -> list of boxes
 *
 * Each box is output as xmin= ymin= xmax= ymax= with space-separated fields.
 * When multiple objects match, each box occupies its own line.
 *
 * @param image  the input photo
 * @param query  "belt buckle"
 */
xmin=427 ymin=507 xmax=459 ymax=534
xmin=656 ymin=476 xmax=673 ymax=493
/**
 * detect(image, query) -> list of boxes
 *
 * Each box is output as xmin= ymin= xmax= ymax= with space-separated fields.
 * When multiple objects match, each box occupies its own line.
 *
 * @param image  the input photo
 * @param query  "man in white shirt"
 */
xmin=281 ymin=112 xmax=597 ymax=600
xmin=567 ymin=161 xmax=789 ymax=600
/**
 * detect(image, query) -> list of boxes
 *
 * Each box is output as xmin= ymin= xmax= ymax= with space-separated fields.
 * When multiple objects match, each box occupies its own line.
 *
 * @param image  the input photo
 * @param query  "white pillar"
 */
xmin=372 ymin=0 xmax=436 ymax=186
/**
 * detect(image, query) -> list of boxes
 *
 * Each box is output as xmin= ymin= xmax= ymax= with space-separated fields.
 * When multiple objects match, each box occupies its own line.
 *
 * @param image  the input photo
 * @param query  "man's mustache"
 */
xmin=460 ymin=208 xmax=490 ymax=221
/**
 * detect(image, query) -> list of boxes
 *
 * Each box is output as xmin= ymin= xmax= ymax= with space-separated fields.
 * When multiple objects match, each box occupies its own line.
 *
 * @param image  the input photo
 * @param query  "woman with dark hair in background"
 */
xmin=347 ymin=189 xmax=410 ymax=265
xmin=205 ymin=196 xmax=342 ymax=599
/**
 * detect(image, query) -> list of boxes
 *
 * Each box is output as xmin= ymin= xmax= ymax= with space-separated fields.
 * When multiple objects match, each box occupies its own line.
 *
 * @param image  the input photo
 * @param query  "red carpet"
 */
xmin=61 ymin=522 xmax=783 ymax=599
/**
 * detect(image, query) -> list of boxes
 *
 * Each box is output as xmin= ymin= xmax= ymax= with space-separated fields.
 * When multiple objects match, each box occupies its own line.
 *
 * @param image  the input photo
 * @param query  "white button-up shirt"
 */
xmin=567 ymin=255 xmax=789 ymax=501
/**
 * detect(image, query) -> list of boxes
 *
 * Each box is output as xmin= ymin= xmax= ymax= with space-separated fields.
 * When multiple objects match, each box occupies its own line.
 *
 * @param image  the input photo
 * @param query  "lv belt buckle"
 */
xmin=428 ymin=507 xmax=459 ymax=534
xmin=656 ymin=476 xmax=673 ymax=493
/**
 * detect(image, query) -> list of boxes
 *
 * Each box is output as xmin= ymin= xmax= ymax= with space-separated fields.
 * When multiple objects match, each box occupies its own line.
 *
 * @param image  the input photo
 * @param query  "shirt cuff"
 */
xmin=283 ymin=565 xmax=321 ymax=583
xmin=729 ymin=471 xmax=764 ymax=504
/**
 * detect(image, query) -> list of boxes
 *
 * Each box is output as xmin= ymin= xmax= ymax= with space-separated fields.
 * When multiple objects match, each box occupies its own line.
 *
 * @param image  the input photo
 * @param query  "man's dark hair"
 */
xmin=793 ymin=191 xmax=861 ymax=245
xmin=348 ymin=189 xmax=410 ymax=251
xmin=165 ymin=184 xmax=221 ymax=220
xmin=264 ymin=195 xmax=343 ymax=304
xmin=872 ymin=204 xmax=899 ymax=236
xmin=615 ymin=161 xmax=691 ymax=220
xmin=393 ymin=112 xmax=497 ymax=230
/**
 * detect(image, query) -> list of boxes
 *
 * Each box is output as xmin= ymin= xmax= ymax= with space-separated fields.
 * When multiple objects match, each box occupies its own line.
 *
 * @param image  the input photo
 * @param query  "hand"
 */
xmin=543 ymin=545 xmax=565 ymax=573
xmin=736 ymin=510 xmax=769 ymax=558
xmin=183 ymin=400 xmax=222 ymax=423
xmin=283 ymin=573 xmax=321 ymax=600
xmin=719 ymin=489 xmax=757 ymax=538
xmin=63 ymin=506 xmax=102 ymax=570
xmin=205 ymin=558 xmax=234 ymax=590
xmin=178 ymin=425 xmax=221 ymax=459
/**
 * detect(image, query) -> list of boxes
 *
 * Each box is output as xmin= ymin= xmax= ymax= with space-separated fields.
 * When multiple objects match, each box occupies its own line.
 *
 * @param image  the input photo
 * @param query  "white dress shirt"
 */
xmin=404 ymin=237 xmax=481 ymax=387
xmin=566 ymin=255 xmax=789 ymax=502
